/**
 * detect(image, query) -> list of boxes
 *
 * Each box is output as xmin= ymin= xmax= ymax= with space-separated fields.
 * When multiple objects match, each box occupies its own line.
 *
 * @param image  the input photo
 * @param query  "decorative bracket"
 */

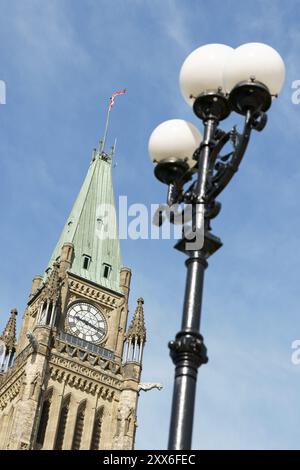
xmin=155 ymin=108 xmax=268 ymax=231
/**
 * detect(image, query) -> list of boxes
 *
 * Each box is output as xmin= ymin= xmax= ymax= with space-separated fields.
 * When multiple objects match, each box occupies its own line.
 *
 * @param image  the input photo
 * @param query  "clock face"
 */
xmin=66 ymin=302 xmax=107 ymax=343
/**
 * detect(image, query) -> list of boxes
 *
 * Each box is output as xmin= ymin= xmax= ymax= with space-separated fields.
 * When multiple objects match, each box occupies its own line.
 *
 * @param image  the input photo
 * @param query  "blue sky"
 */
xmin=1 ymin=0 xmax=300 ymax=450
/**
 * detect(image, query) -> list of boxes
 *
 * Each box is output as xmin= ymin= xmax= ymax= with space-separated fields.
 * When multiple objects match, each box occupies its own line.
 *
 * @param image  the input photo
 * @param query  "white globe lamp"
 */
xmin=148 ymin=119 xmax=202 ymax=184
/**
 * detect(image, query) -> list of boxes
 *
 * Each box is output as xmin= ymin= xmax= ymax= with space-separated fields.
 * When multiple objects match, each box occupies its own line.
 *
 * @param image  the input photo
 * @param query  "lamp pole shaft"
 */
xmin=168 ymin=254 xmax=207 ymax=450
xmin=168 ymin=118 xmax=217 ymax=450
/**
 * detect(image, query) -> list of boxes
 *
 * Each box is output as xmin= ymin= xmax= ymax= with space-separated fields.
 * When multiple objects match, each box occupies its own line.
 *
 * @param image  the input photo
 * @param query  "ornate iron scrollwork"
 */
xmin=160 ymin=108 xmax=268 ymax=229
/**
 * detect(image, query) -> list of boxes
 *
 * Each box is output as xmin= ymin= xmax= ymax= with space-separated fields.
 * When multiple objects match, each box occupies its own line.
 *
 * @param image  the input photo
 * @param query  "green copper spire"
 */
xmin=47 ymin=144 xmax=122 ymax=293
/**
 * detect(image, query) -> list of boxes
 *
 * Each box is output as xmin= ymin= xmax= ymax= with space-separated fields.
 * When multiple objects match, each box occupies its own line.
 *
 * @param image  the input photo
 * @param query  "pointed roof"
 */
xmin=0 ymin=308 xmax=17 ymax=350
xmin=126 ymin=298 xmax=146 ymax=342
xmin=40 ymin=261 xmax=62 ymax=303
xmin=47 ymin=146 xmax=122 ymax=293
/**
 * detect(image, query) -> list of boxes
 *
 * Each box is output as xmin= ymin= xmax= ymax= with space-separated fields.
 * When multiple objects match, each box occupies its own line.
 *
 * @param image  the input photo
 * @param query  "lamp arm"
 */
xmin=205 ymin=109 xmax=267 ymax=202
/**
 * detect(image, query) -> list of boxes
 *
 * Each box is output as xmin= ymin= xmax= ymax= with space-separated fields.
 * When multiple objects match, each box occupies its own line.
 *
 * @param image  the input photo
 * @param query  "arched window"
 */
xmin=102 ymin=263 xmax=112 ymax=279
xmin=71 ymin=401 xmax=86 ymax=450
xmin=39 ymin=301 xmax=48 ymax=324
xmin=36 ymin=389 xmax=53 ymax=448
xmin=90 ymin=407 xmax=104 ymax=450
xmin=82 ymin=255 xmax=91 ymax=270
xmin=54 ymin=394 xmax=70 ymax=450
xmin=46 ymin=302 xmax=53 ymax=325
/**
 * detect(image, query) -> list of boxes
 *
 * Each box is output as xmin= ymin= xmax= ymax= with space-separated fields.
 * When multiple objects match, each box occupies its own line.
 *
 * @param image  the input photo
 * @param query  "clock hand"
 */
xmin=75 ymin=316 xmax=105 ymax=336
xmin=75 ymin=316 xmax=96 ymax=330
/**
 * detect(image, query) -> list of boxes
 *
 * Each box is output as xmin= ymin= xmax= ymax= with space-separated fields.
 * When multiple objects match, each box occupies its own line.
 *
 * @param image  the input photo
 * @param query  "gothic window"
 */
xmin=82 ymin=255 xmax=91 ymax=270
xmin=40 ymin=301 xmax=48 ymax=324
xmin=54 ymin=394 xmax=70 ymax=450
xmin=46 ymin=302 xmax=53 ymax=325
xmin=71 ymin=401 xmax=86 ymax=450
xmin=90 ymin=407 xmax=104 ymax=450
xmin=36 ymin=389 xmax=53 ymax=448
xmin=103 ymin=263 xmax=112 ymax=279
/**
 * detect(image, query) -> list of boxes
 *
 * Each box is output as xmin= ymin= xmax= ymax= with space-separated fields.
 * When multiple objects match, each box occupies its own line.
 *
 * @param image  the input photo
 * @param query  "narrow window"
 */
xmin=36 ymin=399 xmax=51 ymax=448
xmin=46 ymin=302 xmax=52 ymax=325
xmin=90 ymin=408 xmax=104 ymax=450
xmin=82 ymin=255 xmax=91 ymax=270
xmin=54 ymin=395 xmax=70 ymax=450
xmin=39 ymin=301 xmax=48 ymax=325
xmin=71 ymin=401 xmax=86 ymax=450
xmin=36 ymin=389 xmax=53 ymax=449
xmin=103 ymin=263 xmax=111 ymax=279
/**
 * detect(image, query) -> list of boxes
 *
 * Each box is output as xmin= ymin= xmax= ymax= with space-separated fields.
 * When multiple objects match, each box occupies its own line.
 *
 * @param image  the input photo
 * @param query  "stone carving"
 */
xmin=115 ymin=403 xmax=134 ymax=438
xmin=0 ymin=370 xmax=25 ymax=410
xmin=138 ymin=382 xmax=163 ymax=392
xmin=19 ymin=442 xmax=29 ymax=450
xmin=68 ymin=279 xmax=118 ymax=307
xmin=26 ymin=332 xmax=38 ymax=351
xmin=30 ymin=371 xmax=42 ymax=400
xmin=19 ymin=372 xmax=27 ymax=400
xmin=49 ymin=354 xmax=122 ymax=388
xmin=49 ymin=363 xmax=116 ymax=400
xmin=124 ymin=407 xmax=134 ymax=435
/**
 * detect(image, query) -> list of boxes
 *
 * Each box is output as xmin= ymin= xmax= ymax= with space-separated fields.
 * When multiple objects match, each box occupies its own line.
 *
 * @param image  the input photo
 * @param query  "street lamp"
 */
xmin=148 ymin=42 xmax=285 ymax=450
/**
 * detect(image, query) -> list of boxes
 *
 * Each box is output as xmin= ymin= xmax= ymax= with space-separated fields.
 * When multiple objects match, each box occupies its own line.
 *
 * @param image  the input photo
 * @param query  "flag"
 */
xmin=109 ymin=88 xmax=127 ymax=110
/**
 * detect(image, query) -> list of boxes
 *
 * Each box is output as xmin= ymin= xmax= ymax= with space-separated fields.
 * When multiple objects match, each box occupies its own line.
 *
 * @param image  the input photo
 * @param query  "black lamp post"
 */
xmin=148 ymin=42 xmax=285 ymax=450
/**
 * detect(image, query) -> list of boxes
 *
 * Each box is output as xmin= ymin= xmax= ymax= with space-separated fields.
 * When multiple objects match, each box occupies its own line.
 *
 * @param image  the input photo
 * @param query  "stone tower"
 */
xmin=0 ymin=142 xmax=146 ymax=450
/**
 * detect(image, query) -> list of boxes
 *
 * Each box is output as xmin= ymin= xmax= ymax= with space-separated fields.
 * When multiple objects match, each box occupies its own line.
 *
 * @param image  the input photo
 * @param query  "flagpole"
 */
xmin=101 ymin=104 xmax=111 ymax=154
xmin=100 ymin=89 xmax=126 ymax=154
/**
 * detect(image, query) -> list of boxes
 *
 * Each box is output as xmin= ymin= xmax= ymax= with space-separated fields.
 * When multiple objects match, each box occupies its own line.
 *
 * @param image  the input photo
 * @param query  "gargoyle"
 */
xmin=26 ymin=331 xmax=38 ymax=351
xmin=138 ymin=383 xmax=163 ymax=392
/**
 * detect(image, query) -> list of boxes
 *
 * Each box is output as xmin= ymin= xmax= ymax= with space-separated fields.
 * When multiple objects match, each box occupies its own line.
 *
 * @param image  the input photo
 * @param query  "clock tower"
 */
xmin=0 ymin=141 xmax=146 ymax=450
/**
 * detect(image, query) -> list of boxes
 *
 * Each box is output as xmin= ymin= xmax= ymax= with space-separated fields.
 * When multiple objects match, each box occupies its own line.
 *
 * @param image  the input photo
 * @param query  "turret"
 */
xmin=0 ymin=308 xmax=17 ymax=372
xmin=29 ymin=276 xmax=43 ymax=299
xmin=59 ymin=242 xmax=74 ymax=276
xmin=36 ymin=261 xmax=61 ymax=328
xmin=120 ymin=266 xmax=132 ymax=299
xmin=123 ymin=298 xmax=146 ymax=364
